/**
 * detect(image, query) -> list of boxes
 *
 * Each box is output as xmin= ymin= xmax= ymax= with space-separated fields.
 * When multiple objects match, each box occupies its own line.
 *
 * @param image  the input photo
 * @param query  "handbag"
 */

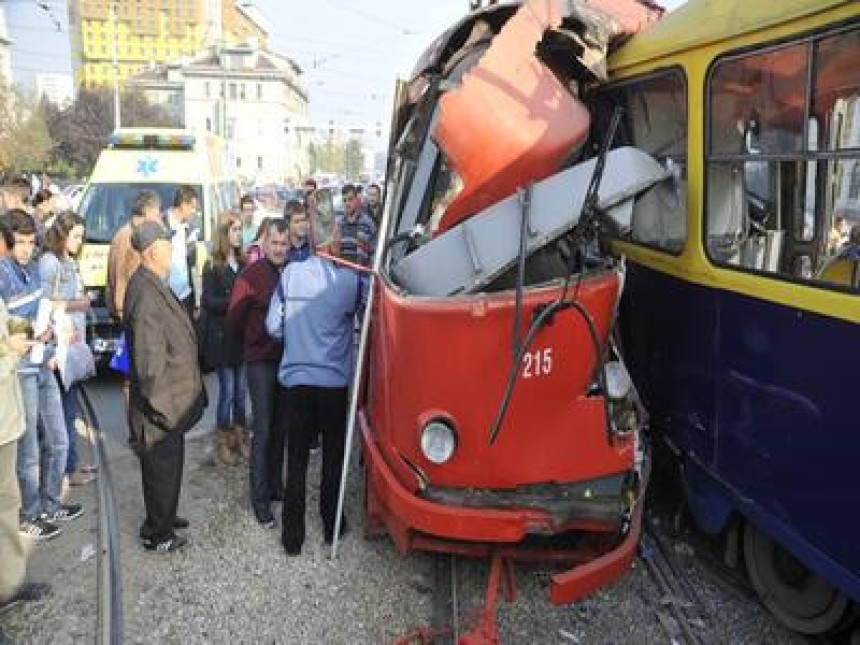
xmin=52 ymin=304 xmax=96 ymax=389
xmin=195 ymin=306 xmax=217 ymax=374
xmin=59 ymin=340 xmax=97 ymax=389
xmin=109 ymin=333 xmax=130 ymax=375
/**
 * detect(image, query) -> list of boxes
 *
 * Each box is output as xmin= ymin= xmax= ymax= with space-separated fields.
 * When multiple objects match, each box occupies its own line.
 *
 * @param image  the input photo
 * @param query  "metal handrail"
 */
xmin=79 ymin=385 xmax=123 ymax=645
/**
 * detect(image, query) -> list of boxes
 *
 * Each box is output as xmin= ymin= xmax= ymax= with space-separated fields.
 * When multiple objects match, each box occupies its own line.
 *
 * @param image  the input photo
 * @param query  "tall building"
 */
xmin=0 ymin=4 xmax=12 ymax=86
xmin=68 ymin=0 xmax=267 ymax=89
xmin=130 ymin=41 xmax=310 ymax=185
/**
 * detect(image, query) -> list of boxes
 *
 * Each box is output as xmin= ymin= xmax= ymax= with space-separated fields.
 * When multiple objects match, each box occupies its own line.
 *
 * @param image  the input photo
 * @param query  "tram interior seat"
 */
xmin=815 ymin=251 xmax=860 ymax=288
xmin=707 ymin=162 xmax=783 ymax=271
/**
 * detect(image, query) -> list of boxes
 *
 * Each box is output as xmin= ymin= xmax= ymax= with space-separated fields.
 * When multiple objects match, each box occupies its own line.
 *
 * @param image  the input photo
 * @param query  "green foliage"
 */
xmin=0 ymin=85 xmax=52 ymax=173
xmin=43 ymin=87 xmax=179 ymax=177
xmin=343 ymin=138 xmax=364 ymax=181
xmin=307 ymin=138 xmax=365 ymax=180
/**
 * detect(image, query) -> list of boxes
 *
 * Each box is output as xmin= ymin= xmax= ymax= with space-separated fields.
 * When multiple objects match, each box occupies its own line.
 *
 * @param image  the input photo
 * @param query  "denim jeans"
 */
xmin=246 ymin=360 xmax=285 ymax=516
xmin=216 ymin=364 xmax=247 ymax=430
xmin=17 ymin=368 xmax=69 ymax=520
xmin=58 ymin=378 xmax=82 ymax=474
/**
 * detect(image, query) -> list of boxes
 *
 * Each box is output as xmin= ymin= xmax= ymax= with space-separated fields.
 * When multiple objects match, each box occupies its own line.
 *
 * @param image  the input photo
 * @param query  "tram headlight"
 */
xmin=604 ymin=360 xmax=633 ymax=401
xmin=420 ymin=420 xmax=457 ymax=465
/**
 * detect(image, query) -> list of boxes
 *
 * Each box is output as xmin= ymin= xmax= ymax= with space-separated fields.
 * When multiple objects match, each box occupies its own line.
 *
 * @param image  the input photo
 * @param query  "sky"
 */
xmin=4 ymin=0 xmax=689 ymax=127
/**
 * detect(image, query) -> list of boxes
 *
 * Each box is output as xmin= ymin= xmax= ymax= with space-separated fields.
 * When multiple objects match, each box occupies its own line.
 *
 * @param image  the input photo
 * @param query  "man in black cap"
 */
xmin=123 ymin=221 xmax=206 ymax=552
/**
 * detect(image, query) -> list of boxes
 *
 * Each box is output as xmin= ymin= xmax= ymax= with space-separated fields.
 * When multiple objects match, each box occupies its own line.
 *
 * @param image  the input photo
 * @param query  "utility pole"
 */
xmin=111 ymin=2 xmax=121 ymax=129
xmin=220 ymin=42 xmax=227 ymax=139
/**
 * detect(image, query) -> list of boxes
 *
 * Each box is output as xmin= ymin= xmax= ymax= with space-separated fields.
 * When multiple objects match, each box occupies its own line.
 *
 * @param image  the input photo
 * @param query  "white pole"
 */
xmin=330 ymin=163 xmax=398 ymax=559
xmin=111 ymin=2 xmax=121 ymax=129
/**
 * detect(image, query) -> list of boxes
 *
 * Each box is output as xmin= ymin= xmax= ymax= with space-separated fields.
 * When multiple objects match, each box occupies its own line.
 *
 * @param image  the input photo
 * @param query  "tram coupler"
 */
xmin=459 ymin=550 xmax=517 ymax=645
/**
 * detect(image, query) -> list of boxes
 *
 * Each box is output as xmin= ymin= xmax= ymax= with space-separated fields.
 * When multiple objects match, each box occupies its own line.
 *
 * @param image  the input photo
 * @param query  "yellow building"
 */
xmin=69 ymin=0 xmax=267 ymax=89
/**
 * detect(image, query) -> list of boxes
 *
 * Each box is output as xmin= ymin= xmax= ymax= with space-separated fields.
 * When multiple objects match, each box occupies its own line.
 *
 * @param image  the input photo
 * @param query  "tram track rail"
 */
xmin=79 ymin=385 xmax=123 ymax=645
xmin=640 ymin=515 xmax=713 ymax=645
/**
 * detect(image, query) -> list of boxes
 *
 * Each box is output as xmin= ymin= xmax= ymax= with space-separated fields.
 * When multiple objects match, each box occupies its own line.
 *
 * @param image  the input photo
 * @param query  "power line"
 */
xmin=323 ymin=0 xmax=425 ymax=36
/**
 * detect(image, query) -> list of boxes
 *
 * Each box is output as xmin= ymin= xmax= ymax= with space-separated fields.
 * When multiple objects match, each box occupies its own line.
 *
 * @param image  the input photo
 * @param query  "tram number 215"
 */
xmin=522 ymin=348 xmax=553 ymax=378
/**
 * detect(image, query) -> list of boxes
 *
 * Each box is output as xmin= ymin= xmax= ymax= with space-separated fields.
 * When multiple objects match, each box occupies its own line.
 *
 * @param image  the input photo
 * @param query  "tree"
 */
xmin=343 ymin=138 xmax=365 ymax=181
xmin=0 ymin=85 xmax=52 ymax=173
xmin=308 ymin=141 xmax=319 ymax=175
xmin=308 ymin=139 xmax=346 ymax=176
xmin=44 ymin=87 xmax=178 ymax=177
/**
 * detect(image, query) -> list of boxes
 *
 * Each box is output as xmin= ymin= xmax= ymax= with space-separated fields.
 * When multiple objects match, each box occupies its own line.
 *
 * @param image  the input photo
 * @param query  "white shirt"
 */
xmin=166 ymin=210 xmax=192 ymax=301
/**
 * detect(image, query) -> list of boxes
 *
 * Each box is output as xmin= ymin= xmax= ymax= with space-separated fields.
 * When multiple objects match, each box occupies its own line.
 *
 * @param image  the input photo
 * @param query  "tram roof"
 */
xmin=609 ymin=0 xmax=853 ymax=71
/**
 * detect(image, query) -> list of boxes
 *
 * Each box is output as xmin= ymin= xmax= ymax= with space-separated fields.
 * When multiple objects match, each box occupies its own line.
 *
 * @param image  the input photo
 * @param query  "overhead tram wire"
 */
xmin=323 ymin=0 xmax=426 ymax=35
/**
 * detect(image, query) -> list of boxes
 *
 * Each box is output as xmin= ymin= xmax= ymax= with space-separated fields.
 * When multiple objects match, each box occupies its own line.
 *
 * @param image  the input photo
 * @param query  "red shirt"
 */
xmin=226 ymin=258 xmax=283 ymax=363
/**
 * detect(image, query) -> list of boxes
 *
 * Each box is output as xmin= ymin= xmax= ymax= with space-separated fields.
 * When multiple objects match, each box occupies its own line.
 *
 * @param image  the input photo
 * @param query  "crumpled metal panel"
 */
xmin=433 ymin=0 xmax=663 ymax=234
xmin=393 ymin=146 xmax=668 ymax=296
xmin=434 ymin=0 xmax=591 ymax=234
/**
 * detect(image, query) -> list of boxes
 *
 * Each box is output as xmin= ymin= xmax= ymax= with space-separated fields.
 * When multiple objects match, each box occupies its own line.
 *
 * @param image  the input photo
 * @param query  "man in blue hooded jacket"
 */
xmin=266 ymin=254 xmax=365 ymax=555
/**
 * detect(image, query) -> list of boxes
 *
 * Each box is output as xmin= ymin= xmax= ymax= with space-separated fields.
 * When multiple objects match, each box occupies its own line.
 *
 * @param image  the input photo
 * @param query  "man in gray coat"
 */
xmin=124 ymin=221 xmax=206 ymax=552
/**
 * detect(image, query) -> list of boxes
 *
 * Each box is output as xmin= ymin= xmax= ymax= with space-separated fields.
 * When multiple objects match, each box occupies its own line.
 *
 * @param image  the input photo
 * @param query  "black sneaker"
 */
xmin=19 ymin=517 xmax=61 ymax=541
xmin=143 ymin=534 xmax=187 ymax=553
xmin=0 ymin=582 xmax=51 ymax=615
xmin=140 ymin=516 xmax=189 ymax=540
xmin=255 ymin=509 xmax=276 ymax=529
xmin=44 ymin=503 xmax=84 ymax=522
xmin=282 ymin=536 xmax=302 ymax=556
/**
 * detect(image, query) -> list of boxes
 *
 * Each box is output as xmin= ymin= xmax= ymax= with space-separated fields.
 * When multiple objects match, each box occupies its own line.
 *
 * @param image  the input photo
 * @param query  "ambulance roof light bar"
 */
xmin=108 ymin=133 xmax=196 ymax=150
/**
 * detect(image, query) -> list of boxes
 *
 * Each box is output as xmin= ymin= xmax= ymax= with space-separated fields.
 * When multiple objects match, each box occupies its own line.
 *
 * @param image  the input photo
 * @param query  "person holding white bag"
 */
xmin=0 ymin=209 xmax=81 ymax=541
xmin=39 ymin=212 xmax=97 ymax=487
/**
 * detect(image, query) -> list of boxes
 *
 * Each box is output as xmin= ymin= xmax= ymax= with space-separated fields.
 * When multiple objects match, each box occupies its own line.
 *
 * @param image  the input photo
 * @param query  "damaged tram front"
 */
xmin=359 ymin=0 xmax=667 ymax=613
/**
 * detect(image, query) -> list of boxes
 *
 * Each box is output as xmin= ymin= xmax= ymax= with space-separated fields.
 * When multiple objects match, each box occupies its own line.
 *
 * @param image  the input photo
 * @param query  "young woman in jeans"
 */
xmin=201 ymin=213 xmax=248 ymax=465
xmin=40 ymin=211 xmax=96 ymax=487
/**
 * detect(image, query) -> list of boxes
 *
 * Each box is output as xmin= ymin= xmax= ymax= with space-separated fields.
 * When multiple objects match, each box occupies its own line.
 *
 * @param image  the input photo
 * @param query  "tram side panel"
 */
xmin=715 ymin=289 xmax=859 ymax=600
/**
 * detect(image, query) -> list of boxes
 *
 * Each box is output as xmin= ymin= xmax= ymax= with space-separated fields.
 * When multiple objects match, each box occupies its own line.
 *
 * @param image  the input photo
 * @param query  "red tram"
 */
xmin=349 ymin=1 xmax=667 ymax=641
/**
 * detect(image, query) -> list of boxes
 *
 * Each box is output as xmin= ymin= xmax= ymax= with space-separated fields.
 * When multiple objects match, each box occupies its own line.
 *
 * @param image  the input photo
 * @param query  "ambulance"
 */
xmin=77 ymin=128 xmax=239 ymax=363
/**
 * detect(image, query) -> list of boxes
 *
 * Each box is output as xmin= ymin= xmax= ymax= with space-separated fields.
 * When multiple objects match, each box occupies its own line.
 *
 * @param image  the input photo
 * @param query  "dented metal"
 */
xmin=392 ymin=146 xmax=668 ymax=296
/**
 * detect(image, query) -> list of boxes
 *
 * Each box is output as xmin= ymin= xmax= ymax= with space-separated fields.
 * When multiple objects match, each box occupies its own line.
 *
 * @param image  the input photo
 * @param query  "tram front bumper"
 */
xmin=360 ymin=412 xmax=643 ymax=604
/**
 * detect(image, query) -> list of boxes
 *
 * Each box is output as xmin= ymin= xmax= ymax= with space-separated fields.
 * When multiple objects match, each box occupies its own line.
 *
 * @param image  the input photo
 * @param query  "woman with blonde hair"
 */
xmin=200 ymin=212 xmax=248 ymax=464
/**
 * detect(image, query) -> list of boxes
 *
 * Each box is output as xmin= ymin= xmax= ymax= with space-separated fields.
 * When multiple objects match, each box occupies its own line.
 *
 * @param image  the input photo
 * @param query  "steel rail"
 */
xmin=640 ymin=526 xmax=708 ymax=645
xmin=79 ymin=385 xmax=123 ymax=645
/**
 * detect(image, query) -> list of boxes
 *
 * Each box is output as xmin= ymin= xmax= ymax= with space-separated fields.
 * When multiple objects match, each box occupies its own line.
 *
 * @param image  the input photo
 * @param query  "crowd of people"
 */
xmin=0 ymin=173 xmax=95 ymax=612
xmin=0 ymin=173 xmax=379 ymax=612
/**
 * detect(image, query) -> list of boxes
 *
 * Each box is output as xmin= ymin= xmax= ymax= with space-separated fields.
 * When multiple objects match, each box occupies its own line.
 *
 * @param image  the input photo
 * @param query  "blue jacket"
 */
xmin=266 ymin=255 xmax=365 ymax=388
xmin=0 ymin=258 xmax=48 ymax=373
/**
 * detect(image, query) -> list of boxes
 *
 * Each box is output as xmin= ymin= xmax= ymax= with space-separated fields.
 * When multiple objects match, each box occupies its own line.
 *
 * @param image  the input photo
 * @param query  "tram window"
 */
xmin=706 ymin=28 xmax=860 ymax=293
xmin=710 ymin=43 xmax=807 ymax=155
xmin=812 ymin=30 xmax=860 ymax=151
xmin=592 ymin=69 xmax=688 ymax=254
xmin=425 ymin=156 xmax=464 ymax=234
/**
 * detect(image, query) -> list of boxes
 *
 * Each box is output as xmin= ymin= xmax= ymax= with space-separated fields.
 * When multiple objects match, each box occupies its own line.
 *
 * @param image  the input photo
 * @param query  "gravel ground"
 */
xmin=0 ymin=375 xmax=825 ymax=643
xmin=0 ymin=430 xmax=99 ymax=645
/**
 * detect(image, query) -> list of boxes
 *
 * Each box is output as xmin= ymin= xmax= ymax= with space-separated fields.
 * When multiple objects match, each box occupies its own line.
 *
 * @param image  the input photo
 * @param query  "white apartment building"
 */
xmin=130 ymin=40 xmax=310 ymax=185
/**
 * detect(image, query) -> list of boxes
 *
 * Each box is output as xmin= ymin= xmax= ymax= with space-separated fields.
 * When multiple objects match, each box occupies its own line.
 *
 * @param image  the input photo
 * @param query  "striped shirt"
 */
xmin=335 ymin=210 xmax=377 ymax=267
